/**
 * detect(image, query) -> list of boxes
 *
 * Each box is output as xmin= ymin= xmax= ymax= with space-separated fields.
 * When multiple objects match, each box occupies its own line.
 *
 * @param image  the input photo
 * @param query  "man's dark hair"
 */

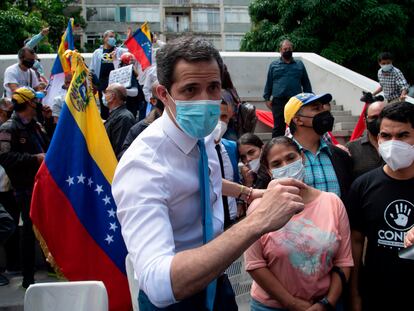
xmin=222 ymin=64 xmax=235 ymax=90
xmin=379 ymin=101 xmax=414 ymax=129
xmin=156 ymin=36 xmax=224 ymax=92
xmin=18 ymin=47 xmax=35 ymax=60
xmin=378 ymin=52 xmax=393 ymax=62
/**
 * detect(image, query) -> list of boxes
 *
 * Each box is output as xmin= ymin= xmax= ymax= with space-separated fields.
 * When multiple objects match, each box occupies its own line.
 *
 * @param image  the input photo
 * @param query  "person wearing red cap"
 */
xmin=118 ymin=52 xmax=146 ymax=120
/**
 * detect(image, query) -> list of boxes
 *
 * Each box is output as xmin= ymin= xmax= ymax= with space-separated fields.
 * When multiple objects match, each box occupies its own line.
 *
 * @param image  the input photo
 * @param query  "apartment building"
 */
xmin=76 ymin=0 xmax=253 ymax=51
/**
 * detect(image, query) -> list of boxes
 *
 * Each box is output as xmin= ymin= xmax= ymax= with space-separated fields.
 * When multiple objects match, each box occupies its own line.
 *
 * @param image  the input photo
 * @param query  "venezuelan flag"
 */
xmin=31 ymin=50 xmax=131 ymax=311
xmin=43 ymin=18 xmax=75 ymax=106
xmin=125 ymin=22 xmax=152 ymax=70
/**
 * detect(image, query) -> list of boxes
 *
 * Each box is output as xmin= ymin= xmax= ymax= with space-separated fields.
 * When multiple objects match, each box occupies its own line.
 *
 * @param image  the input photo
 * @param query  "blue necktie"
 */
xmin=197 ymin=139 xmax=216 ymax=311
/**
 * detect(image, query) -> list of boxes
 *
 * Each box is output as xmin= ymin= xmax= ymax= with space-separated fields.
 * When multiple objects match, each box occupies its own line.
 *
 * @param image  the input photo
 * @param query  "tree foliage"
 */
xmin=0 ymin=0 xmax=86 ymax=54
xmin=241 ymin=0 xmax=414 ymax=82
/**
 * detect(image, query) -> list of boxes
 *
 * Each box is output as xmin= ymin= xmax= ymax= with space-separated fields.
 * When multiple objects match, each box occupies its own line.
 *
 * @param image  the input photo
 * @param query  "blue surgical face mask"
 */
xmin=381 ymin=64 xmax=393 ymax=72
xmin=271 ymin=158 xmax=305 ymax=181
xmin=107 ymin=37 xmax=116 ymax=47
xmin=101 ymin=96 xmax=109 ymax=107
xmin=169 ymin=94 xmax=221 ymax=139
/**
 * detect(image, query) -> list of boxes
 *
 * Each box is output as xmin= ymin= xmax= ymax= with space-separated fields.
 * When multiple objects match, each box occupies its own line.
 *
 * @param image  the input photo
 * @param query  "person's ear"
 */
xmin=156 ymin=84 xmax=175 ymax=115
xmin=293 ymin=116 xmax=303 ymax=126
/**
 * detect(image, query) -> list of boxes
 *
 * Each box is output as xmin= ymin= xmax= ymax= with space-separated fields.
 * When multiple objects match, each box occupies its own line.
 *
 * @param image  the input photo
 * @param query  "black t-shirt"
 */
xmin=347 ymin=166 xmax=414 ymax=309
xmin=99 ymin=47 xmax=115 ymax=90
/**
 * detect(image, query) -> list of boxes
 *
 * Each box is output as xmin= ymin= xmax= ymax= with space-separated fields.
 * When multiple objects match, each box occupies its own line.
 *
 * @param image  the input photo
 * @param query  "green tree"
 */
xmin=242 ymin=0 xmax=414 ymax=82
xmin=0 ymin=0 xmax=86 ymax=54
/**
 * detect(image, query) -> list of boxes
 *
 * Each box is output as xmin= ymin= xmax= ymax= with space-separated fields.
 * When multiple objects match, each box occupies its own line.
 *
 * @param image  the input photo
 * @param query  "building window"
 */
xmin=130 ymin=7 xmax=160 ymax=22
xmin=192 ymin=8 xmax=220 ymax=32
xmin=224 ymin=7 xmax=250 ymax=23
xmin=87 ymin=7 xmax=116 ymax=21
xmin=225 ymin=35 xmax=243 ymax=51
xmin=86 ymin=35 xmax=101 ymax=45
xmin=165 ymin=14 xmax=190 ymax=32
xmin=120 ymin=7 xmax=127 ymax=22
xmin=205 ymin=36 xmax=222 ymax=50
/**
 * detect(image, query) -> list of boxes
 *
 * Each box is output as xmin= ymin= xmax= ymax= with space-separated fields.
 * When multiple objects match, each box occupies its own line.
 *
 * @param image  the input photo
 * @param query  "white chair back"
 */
xmin=24 ymin=281 xmax=108 ymax=311
xmin=126 ymin=253 xmax=139 ymax=311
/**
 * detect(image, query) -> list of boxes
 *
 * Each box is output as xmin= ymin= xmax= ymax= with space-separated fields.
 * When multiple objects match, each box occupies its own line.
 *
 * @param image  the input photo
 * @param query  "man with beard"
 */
xmin=346 ymin=101 xmax=385 ymax=179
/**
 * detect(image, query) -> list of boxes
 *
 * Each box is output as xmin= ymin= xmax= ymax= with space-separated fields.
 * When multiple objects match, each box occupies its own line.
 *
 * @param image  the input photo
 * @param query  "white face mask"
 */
xmin=381 ymin=64 xmax=393 ymax=72
xmin=271 ymin=158 xmax=305 ymax=181
xmin=248 ymin=157 xmax=261 ymax=173
xmin=378 ymin=140 xmax=414 ymax=171
xmin=212 ymin=120 xmax=228 ymax=142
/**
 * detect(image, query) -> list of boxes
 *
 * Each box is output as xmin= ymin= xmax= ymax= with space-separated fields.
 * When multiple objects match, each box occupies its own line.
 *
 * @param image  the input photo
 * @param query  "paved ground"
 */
xmin=0 ymin=270 xmax=250 ymax=311
xmin=0 ymin=271 xmax=60 ymax=311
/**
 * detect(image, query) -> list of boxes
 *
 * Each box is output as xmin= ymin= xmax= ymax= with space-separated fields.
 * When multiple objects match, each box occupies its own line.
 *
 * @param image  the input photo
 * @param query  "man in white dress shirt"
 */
xmin=113 ymin=37 xmax=305 ymax=310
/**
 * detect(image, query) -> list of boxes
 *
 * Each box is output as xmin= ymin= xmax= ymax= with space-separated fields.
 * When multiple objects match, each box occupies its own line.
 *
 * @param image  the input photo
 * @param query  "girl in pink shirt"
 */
xmin=244 ymin=136 xmax=353 ymax=311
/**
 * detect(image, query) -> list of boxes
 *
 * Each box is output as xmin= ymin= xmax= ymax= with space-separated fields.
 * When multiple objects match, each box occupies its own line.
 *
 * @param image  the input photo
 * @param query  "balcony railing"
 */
xmin=164 ymin=0 xmax=220 ymax=4
xmin=191 ymin=22 xmax=221 ymax=32
xmin=164 ymin=21 xmax=190 ymax=33
xmin=192 ymin=0 xmax=220 ymax=4
xmin=164 ymin=0 xmax=190 ymax=5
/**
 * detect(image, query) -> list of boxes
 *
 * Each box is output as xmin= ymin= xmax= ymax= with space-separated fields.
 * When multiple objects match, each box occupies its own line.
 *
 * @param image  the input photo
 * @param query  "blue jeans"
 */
xmin=251 ymin=298 xmax=344 ymax=311
xmin=138 ymin=274 xmax=238 ymax=311
xmin=250 ymin=298 xmax=287 ymax=311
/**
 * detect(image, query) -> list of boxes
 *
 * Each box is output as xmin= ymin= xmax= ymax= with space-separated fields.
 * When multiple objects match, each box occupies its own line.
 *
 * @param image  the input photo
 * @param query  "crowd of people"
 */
xmin=0 ymin=29 xmax=413 ymax=311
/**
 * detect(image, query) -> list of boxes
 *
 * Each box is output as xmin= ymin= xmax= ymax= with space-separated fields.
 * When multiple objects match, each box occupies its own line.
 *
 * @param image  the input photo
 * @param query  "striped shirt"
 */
xmin=295 ymin=138 xmax=341 ymax=197
xmin=377 ymin=66 xmax=409 ymax=101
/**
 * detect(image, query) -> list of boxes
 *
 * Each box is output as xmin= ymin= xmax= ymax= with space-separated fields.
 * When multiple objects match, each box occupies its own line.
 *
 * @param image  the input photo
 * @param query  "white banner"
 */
xmin=108 ymin=65 xmax=132 ymax=88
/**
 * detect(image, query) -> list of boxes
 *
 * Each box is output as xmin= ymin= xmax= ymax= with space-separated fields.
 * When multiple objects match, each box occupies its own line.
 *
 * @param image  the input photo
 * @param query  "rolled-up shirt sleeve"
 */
xmin=113 ymin=143 xmax=177 ymax=307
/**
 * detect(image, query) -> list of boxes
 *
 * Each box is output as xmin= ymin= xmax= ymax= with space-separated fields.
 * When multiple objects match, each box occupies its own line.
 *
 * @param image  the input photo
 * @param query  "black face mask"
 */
xmin=22 ymin=59 xmax=35 ymax=68
xmin=282 ymin=51 xmax=293 ymax=60
xmin=366 ymin=118 xmax=380 ymax=137
xmin=311 ymin=111 xmax=335 ymax=135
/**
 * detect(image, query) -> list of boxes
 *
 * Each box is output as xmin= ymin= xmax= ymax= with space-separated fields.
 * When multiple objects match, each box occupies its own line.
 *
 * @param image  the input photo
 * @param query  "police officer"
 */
xmin=0 ymin=87 xmax=52 ymax=288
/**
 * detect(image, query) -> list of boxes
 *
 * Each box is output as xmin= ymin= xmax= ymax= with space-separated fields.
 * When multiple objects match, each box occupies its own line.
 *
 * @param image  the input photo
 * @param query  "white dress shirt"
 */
xmin=113 ymin=112 xmax=224 ymax=307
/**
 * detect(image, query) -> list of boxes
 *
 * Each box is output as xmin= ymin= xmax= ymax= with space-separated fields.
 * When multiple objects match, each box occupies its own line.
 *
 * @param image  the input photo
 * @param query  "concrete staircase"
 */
xmin=248 ymin=98 xmax=358 ymax=144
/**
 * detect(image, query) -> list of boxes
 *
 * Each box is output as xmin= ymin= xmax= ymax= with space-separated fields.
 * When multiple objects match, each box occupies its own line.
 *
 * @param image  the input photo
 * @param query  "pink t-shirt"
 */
xmin=244 ymin=191 xmax=354 ymax=308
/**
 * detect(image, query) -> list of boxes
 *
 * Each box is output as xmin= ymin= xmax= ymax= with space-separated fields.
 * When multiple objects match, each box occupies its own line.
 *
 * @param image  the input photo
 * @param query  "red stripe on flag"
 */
xmin=125 ymin=39 xmax=151 ymax=70
xmin=350 ymin=103 xmax=368 ymax=141
xmin=31 ymin=165 xmax=131 ymax=311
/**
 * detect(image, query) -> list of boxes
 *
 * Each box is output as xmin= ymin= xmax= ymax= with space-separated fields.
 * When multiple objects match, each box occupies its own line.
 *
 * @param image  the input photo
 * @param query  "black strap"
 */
xmin=331 ymin=266 xmax=347 ymax=292
xmin=215 ymin=144 xmax=231 ymax=229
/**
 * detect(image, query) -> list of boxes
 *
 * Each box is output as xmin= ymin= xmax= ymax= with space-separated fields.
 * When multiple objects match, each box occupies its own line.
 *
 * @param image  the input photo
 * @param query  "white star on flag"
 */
xmin=87 ymin=177 xmax=93 ymax=187
xmin=95 ymin=185 xmax=103 ymax=195
xmin=105 ymin=234 xmax=114 ymax=244
xmin=66 ymin=176 xmax=74 ymax=186
xmin=77 ymin=173 xmax=86 ymax=184
xmin=102 ymin=195 xmax=111 ymax=205
xmin=109 ymin=222 xmax=118 ymax=231
xmin=107 ymin=209 xmax=116 ymax=217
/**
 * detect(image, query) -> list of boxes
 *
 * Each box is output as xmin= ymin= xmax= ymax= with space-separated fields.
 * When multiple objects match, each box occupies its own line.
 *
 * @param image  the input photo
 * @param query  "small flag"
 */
xmin=42 ymin=18 xmax=75 ymax=106
xmin=124 ymin=22 xmax=152 ymax=70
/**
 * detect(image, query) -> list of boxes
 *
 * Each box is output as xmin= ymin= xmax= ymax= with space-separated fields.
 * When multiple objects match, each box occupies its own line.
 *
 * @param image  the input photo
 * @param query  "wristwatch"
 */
xmin=317 ymin=297 xmax=334 ymax=311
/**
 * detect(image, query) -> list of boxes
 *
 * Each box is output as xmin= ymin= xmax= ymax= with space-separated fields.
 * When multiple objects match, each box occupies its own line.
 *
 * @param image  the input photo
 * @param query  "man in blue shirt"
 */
xmin=264 ymin=40 xmax=312 ymax=137
xmin=284 ymin=93 xmax=353 ymax=201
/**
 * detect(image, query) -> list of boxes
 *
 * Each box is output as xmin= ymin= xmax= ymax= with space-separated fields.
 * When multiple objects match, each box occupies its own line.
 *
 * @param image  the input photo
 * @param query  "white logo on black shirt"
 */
xmin=384 ymin=200 xmax=414 ymax=231
xmin=378 ymin=199 xmax=414 ymax=250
